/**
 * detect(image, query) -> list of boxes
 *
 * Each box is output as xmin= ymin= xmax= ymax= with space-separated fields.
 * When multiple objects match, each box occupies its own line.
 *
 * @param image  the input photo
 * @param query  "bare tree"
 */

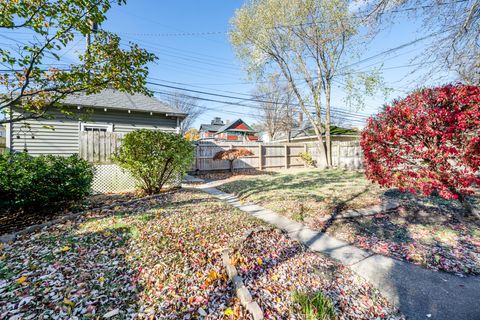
xmin=166 ymin=91 xmax=203 ymax=134
xmin=230 ymin=0 xmax=383 ymax=167
xmin=253 ymin=75 xmax=297 ymax=142
xmin=361 ymin=0 xmax=480 ymax=84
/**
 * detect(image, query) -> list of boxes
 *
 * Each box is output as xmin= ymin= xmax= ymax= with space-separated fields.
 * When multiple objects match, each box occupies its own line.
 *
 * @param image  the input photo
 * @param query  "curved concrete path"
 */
xmin=190 ymin=182 xmax=480 ymax=320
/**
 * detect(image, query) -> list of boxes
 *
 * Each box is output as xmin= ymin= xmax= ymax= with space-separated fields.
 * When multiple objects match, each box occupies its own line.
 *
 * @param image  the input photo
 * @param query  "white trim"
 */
xmin=5 ymin=123 xmax=11 ymax=149
xmin=80 ymin=122 xmax=113 ymax=132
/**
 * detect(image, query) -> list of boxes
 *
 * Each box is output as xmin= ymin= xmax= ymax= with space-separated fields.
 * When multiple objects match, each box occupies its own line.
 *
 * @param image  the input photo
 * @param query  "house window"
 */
xmin=80 ymin=123 xmax=113 ymax=132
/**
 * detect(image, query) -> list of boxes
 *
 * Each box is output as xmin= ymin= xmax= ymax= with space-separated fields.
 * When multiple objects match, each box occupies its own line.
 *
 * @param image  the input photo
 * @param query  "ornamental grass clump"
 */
xmin=361 ymin=84 xmax=480 ymax=217
xmin=114 ymin=130 xmax=194 ymax=195
xmin=213 ymin=148 xmax=254 ymax=172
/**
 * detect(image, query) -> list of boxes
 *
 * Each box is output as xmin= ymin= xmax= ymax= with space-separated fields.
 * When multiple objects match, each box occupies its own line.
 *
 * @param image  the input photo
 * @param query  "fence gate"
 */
xmin=79 ymin=131 xmax=124 ymax=163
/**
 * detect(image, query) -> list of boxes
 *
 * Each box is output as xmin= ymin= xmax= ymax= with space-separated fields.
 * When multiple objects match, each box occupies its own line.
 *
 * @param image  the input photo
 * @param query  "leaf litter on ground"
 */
xmin=1 ymin=189 xmax=403 ymax=319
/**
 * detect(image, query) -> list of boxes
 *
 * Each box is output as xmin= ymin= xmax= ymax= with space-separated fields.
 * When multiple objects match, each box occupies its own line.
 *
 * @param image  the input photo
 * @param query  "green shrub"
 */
xmin=0 ymin=152 xmax=94 ymax=212
xmin=299 ymin=151 xmax=316 ymax=167
xmin=113 ymin=130 xmax=194 ymax=194
xmin=292 ymin=290 xmax=336 ymax=320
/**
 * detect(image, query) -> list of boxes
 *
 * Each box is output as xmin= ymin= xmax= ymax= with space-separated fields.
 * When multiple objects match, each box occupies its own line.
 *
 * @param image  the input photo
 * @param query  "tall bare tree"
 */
xmin=166 ymin=91 xmax=203 ymax=134
xmin=253 ymin=74 xmax=296 ymax=141
xmin=230 ymin=0 xmax=383 ymax=167
xmin=361 ymin=0 xmax=480 ymax=84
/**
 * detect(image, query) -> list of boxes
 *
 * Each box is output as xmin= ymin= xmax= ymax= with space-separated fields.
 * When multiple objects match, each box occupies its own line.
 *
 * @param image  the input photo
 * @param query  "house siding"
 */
xmin=11 ymin=107 xmax=178 ymax=156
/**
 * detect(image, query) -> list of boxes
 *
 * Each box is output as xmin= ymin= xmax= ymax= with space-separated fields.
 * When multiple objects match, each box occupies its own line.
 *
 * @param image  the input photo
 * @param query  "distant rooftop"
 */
xmin=199 ymin=117 xmax=225 ymax=132
xmin=62 ymin=89 xmax=186 ymax=116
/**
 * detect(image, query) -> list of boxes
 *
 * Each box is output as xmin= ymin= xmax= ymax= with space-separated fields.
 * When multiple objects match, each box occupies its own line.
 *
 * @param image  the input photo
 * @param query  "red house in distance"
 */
xmin=199 ymin=118 xmax=258 ymax=142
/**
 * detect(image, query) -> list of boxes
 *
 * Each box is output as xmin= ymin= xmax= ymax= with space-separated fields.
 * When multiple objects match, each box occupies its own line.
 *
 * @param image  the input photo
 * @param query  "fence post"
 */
xmin=258 ymin=144 xmax=263 ymax=170
xmin=284 ymin=144 xmax=288 ymax=169
xmin=337 ymin=143 xmax=341 ymax=168
xmin=303 ymin=144 xmax=308 ymax=168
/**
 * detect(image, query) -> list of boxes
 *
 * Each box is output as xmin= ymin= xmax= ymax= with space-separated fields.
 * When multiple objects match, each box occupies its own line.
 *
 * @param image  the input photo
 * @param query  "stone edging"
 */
xmin=0 ymin=192 xmax=172 ymax=244
xmin=221 ymin=249 xmax=264 ymax=320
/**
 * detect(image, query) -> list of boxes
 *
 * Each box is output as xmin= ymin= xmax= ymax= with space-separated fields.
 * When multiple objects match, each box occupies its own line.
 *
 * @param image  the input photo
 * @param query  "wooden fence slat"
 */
xmin=79 ymin=135 xmax=362 ymax=169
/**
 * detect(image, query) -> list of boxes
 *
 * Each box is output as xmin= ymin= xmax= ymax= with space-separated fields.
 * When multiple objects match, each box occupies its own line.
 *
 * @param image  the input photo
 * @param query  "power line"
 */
xmin=147 ymin=77 xmax=373 ymax=118
xmin=148 ymin=84 xmax=370 ymax=122
xmin=153 ymin=89 xmax=367 ymax=125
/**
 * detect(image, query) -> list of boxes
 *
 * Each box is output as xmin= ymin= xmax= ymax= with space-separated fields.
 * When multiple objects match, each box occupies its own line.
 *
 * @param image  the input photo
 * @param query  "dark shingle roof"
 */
xmin=62 ymin=89 xmax=186 ymax=116
xmin=199 ymin=123 xmax=224 ymax=132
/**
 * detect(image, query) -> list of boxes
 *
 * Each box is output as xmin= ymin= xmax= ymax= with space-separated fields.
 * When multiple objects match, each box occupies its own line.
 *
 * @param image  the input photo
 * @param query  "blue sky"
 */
xmin=3 ymin=0 xmax=457 ymax=129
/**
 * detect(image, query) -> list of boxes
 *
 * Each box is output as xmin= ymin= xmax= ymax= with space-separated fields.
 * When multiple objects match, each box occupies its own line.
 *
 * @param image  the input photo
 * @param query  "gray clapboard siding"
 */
xmin=10 ymin=107 xmax=178 ymax=156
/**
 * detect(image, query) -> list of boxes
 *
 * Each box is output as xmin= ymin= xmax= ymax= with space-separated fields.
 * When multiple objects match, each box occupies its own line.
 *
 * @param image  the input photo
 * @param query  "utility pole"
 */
xmin=86 ymin=20 xmax=98 ymax=79
xmin=85 ymin=20 xmax=98 ymax=53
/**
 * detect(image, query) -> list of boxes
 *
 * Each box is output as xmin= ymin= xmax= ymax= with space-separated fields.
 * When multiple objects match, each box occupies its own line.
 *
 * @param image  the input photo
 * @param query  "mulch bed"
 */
xmin=0 ymin=190 xmax=255 ymax=319
xmin=233 ymin=229 xmax=404 ymax=319
xmin=196 ymin=170 xmax=274 ymax=183
xmin=0 ymin=192 xmax=140 ymax=235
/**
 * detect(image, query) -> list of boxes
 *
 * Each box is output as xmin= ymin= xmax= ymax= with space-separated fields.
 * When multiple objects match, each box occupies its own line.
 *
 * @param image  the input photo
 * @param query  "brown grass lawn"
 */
xmin=216 ymin=169 xmax=480 ymax=275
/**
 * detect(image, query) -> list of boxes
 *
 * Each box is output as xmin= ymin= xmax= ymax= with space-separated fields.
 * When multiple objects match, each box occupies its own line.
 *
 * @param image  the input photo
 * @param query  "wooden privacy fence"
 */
xmin=78 ymin=132 xmax=364 ymax=171
xmin=191 ymin=141 xmax=363 ymax=172
xmin=0 ymin=137 xmax=5 ymax=154
xmin=79 ymin=131 xmax=124 ymax=163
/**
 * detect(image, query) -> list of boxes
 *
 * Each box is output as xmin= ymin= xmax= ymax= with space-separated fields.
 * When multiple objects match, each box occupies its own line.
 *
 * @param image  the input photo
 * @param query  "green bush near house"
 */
xmin=113 ymin=130 xmax=194 ymax=194
xmin=0 ymin=152 xmax=94 ymax=212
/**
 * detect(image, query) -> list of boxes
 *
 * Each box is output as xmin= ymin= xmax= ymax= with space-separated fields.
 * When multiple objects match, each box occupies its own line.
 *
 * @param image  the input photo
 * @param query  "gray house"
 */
xmin=5 ymin=89 xmax=186 ymax=156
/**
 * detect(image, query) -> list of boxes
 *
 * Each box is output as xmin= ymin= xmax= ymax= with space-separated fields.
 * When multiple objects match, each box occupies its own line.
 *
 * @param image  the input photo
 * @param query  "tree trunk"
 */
xmin=325 ymin=81 xmax=332 ymax=168
xmin=457 ymin=193 xmax=480 ymax=219
xmin=230 ymin=160 xmax=234 ymax=173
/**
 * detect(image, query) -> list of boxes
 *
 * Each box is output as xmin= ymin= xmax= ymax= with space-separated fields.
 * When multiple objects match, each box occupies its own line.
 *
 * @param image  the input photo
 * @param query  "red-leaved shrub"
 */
xmin=213 ymin=148 xmax=254 ymax=172
xmin=361 ymin=84 xmax=480 ymax=216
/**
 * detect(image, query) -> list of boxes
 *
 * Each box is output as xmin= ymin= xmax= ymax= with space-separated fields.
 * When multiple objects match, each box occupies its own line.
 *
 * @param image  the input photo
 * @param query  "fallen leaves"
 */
xmin=217 ymin=171 xmax=480 ymax=276
xmin=0 ymin=190 xmax=252 ymax=319
xmin=0 ymin=189 xmax=405 ymax=319
xmin=16 ymin=276 xmax=27 ymax=285
xmin=234 ymin=229 xmax=404 ymax=319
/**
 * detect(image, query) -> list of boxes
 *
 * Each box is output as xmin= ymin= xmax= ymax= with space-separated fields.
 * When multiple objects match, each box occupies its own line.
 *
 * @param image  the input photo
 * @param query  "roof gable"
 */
xmin=216 ymin=118 xmax=255 ymax=133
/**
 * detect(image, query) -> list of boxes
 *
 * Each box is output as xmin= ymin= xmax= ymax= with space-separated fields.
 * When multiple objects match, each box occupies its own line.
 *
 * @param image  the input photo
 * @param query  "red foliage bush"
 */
xmin=213 ymin=148 xmax=254 ymax=172
xmin=361 ymin=84 xmax=480 ymax=213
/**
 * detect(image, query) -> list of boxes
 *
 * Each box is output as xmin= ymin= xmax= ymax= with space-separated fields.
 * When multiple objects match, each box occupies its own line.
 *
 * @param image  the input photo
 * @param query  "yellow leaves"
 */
xmin=16 ymin=276 xmax=27 ymax=285
xmin=60 ymin=245 xmax=70 ymax=252
xmin=271 ymin=273 xmax=279 ymax=281
xmin=63 ymin=298 xmax=75 ymax=307
xmin=224 ymin=307 xmax=234 ymax=316
xmin=256 ymin=257 xmax=263 ymax=265
xmin=98 ymin=276 xmax=105 ymax=283
xmin=207 ymin=270 xmax=218 ymax=281
xmin=204 ymin=270 xmax=219 ymax=286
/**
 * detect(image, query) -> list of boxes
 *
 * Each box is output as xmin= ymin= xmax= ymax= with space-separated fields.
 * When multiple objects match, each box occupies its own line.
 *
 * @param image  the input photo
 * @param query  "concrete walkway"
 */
xmin=193 ymin=183 xmax=480 ymax=320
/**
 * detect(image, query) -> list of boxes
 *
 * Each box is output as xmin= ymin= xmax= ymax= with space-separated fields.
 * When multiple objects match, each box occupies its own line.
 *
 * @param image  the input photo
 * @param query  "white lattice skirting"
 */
xmin=92 ymin=164 xmax=138 ymax=193
xmin=91 ymin=164 xmax=182 ymax=194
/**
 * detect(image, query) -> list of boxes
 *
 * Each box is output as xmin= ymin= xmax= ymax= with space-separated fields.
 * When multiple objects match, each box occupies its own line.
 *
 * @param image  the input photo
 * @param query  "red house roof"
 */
xmin=216 ymin=118 xmax=256 ymax=134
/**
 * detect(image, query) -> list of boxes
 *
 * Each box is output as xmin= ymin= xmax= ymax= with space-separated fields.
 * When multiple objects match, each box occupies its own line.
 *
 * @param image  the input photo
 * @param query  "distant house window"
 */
xmin=80 ymin=123 xmax=113 ymax=132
